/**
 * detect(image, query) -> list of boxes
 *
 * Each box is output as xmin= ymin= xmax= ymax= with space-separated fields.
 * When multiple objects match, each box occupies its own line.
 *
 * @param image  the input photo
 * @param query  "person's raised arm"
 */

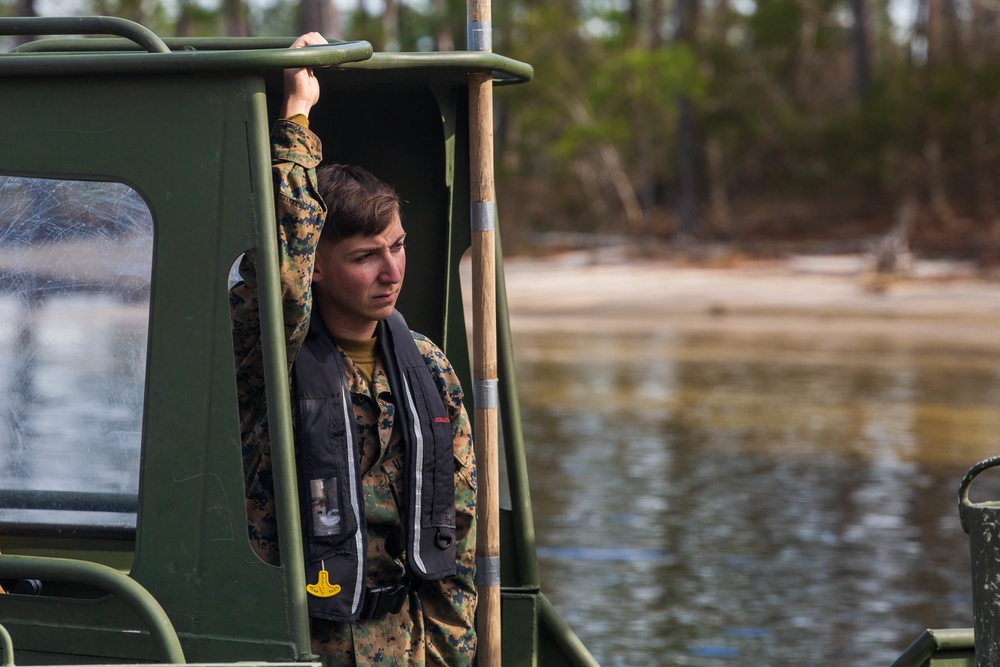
xmin=281 ymin=32 xmax=326 ymax=121
xmin=230 ymin=32 xmax=331 ymax=565
xmin=232 ymin=32 xmax=330 ymax=377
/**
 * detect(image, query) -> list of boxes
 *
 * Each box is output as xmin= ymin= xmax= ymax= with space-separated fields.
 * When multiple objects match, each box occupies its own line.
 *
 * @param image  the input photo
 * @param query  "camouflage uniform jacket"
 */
xmin=229 ymin=119 xmax=477 ymax=666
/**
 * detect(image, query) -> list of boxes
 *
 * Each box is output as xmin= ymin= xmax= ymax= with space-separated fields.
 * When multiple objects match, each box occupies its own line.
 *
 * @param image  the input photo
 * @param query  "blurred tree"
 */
xmin=675 ymin=0 xmax=700 ymax=240
xmin=850 ymin=0 xmax=871 ymax=96
xmin=10 ymin=0 xmax=36 ymax=45
xmin=224 ymin=0 xmax=250 ymax=36
xmin=382 ymin=0 xmax=399 ymax=49
xmin=299 ymin=0 xmax=340 ymax=37
xmin=6 ymin=0 xmax=999 ymax=260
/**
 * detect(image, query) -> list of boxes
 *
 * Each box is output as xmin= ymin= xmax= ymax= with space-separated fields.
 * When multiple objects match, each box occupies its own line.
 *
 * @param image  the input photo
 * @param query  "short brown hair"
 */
xmin=315 ymin=164 xmax=401 ymax=243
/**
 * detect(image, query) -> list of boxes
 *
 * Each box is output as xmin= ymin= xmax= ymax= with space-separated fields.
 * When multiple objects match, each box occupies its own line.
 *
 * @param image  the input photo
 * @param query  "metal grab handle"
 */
xmin=0 ymin=17 xmax=170 ymax=53
xmin=0 ymin=555 xmax=185 ymax=663
xmin=958 ymin=455 xmax=1000 ymax=533
xmin=0 ymin=623 xmax=13 ymax=667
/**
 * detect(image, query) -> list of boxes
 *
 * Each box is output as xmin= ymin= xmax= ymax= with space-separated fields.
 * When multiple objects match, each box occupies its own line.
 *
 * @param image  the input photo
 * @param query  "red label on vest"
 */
xmin=434 ymin=417 xmax=450 ymax=424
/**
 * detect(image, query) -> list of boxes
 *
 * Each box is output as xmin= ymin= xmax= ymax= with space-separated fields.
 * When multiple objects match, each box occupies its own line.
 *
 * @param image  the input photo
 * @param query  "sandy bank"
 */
xmin=493 ymin=253 xmax=1000 ymax=349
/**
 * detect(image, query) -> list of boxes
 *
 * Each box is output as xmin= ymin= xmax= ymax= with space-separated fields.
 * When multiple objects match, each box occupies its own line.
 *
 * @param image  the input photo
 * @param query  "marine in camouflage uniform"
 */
xmin=229 ymin=118 xmax=477 ymax=666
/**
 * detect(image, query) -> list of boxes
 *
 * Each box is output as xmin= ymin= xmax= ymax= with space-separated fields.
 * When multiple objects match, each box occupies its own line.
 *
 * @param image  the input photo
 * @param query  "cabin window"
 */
xmin=0 ymin=175 xmax=152 ymax=538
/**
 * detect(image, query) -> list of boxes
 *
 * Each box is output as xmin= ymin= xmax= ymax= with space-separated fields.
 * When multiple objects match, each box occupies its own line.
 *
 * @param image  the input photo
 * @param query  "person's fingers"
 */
xmin=291 ymin=32 xmax=328 ymax=49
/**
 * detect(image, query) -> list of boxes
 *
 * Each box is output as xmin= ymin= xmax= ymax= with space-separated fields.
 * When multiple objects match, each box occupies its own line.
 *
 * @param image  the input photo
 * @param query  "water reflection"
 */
xmin=516 ymin=329 xmax=1000 ymax=666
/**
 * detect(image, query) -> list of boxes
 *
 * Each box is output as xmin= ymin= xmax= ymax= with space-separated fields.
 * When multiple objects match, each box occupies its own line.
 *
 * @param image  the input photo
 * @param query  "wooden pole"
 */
xmin=468 ymin=0 xmax=500 ymax=664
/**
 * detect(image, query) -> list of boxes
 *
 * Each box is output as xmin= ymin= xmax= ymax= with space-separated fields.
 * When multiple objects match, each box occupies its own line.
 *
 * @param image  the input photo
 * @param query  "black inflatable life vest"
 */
xmin=291 ymin=309 xmax=457 ymax=622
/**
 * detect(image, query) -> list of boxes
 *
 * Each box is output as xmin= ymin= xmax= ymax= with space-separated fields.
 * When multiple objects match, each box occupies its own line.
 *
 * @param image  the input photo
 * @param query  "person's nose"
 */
xmin=379 ymin=252 xmax=404 ymax=284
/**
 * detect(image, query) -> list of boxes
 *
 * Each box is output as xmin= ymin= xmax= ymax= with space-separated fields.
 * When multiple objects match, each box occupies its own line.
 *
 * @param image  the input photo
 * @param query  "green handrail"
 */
xmin=245 ymin=86 xmax=314 ymax=661
xmin=0 ymin=16 xmax=169 ymax=53
xmin=496 ymin=232 xmax=539 ymax=588
xmin=0 ymin=27 xmax=373 ymax=77
xmin=0 ymin=554 xmax=185 ymax=664
xmin=3 ymin=32 xmax=531 ymax=85
xmin=0 ymin=622 xmax=13 ymax=667
xmin=888 ymin=628 xmax=974 ymax=667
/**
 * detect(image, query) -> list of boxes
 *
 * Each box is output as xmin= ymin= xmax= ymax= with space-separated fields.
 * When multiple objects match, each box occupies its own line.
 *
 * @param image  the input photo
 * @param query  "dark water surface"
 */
xmin=514 ymin=328 xmax=1000 ymax=666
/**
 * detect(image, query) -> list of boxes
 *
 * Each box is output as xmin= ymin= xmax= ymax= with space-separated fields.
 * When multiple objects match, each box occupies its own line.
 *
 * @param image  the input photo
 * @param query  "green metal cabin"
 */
xmin=0 ymin=17 xmax=596 ymax=667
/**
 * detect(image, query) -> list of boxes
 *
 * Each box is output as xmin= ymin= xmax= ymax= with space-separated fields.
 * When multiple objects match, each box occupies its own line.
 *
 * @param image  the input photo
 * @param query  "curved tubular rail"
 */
xmin=888 ymin=628 xmax=975 ymax=667
xmin=13 ymin=36 xmax=351 ymax=52
xmin=0 ymin=38 xmax=374 ymax=77
xmin=1 ymin=33 xmax=525 ymax=83
xmin=345 ymin=51 xmax=533 ymax=85
xmin=0 ymin=16 xmax=169 ymax=53
xmin=0 ymin=554 xmax=185 ymax=664
xmin=0 ymin=622 xmax=13 ymax=667
xmin=495 ymin=234 xmax=539 ymax=588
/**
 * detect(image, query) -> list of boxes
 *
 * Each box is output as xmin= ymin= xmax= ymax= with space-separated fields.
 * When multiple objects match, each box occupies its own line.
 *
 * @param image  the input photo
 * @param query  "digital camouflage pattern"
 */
xmin=229 ymin=120 xmax=477 ymax=666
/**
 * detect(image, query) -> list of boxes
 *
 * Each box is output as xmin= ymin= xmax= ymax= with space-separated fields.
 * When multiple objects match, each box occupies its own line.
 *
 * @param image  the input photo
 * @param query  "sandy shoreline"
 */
xmin=494 ymin=253 xmax=1000 ymax=349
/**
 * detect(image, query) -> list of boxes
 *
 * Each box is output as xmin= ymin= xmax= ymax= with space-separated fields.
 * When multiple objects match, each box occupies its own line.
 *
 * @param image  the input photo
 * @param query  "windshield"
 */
xmin=0 ymin=175 xmax=152 ymax=537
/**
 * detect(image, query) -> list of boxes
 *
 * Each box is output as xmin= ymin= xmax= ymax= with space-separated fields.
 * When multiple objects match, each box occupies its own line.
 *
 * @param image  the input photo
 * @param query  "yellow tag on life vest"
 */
xmin=306 ymin=569 xmax=342 ymax=598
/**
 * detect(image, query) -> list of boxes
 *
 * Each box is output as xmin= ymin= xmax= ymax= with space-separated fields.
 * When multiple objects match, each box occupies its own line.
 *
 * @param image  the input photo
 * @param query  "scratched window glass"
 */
xmin=0 ymin=176 xmax=152 ymax=536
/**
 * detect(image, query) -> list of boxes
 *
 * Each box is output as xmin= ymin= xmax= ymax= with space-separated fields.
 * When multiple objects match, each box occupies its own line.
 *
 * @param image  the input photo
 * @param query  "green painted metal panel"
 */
xmin=0 ymin=71 xmax=303 ymax=663
xmin=501 ymin=592 xmax=539 ymax=666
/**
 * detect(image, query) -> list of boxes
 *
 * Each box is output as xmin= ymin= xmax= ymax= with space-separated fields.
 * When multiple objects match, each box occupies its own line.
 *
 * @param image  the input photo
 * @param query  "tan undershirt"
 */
xmin=333 ymin=336 xmax=377 ymax=389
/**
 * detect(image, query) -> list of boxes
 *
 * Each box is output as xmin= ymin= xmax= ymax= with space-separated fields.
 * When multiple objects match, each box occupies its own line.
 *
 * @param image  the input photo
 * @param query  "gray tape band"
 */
xmin=476 ymin=555 xmax=501 ymax=586
xmin=467 ymin=20 xmax=493 ymax=52
xmin=474 ymin=379 xmax=499 ymax=410
xmin=471 ymin=201 xmax=495 ymax=232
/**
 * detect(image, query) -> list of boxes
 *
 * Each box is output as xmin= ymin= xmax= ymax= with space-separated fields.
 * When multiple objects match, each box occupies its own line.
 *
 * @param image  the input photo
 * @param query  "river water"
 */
xmin=514 ymin=319 xmax=1000 ymax=666
xmin=2 ymin=188 xmax=998 ymax=667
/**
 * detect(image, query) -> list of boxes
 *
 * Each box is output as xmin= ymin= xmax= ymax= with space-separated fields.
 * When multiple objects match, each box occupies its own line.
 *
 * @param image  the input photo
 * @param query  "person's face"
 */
xmin=312 ymin=213 xmax=406 ymax=340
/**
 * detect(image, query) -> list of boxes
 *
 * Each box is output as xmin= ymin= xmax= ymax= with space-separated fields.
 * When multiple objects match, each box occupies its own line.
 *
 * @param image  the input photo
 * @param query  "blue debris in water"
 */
xmin=724 ymin=555 xmax=756 ymax=568
xmin=536 ymin=546 xmax=668 ymax=562
xmin=724 ymin=627 xmax=773 ymax=638
xmin=689 ymin=646 xmax=740 ymax=658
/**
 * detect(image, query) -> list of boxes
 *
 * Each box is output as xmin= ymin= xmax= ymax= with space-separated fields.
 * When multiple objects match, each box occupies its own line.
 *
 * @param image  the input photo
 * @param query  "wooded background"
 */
xmin=4 ymin=0 xmax=999 ymax=263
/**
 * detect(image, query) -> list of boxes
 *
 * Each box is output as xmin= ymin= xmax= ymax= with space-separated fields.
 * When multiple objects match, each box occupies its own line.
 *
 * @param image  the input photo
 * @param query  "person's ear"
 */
xmin=312 ymin=242 xmax=329 ymax=284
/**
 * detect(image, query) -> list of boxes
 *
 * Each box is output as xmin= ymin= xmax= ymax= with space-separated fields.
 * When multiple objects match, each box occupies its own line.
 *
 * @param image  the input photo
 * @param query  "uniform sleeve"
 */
xmin=229 ymin=119 xmax=327 ymax=563
xmin=414 ymin=334 xmax=478 ymax=666
xmin=230 ymin=118 xmax=327 ymax=376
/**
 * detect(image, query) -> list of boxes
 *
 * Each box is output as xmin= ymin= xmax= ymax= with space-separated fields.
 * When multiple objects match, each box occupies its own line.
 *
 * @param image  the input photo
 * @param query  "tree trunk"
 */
xmin=924 ymin=137 xmax=958 ymax=230
xmin=224 ymin=0 xmax=251 ymax=37
xmin=676 ymin=97 xmax=699 ymax=238
xmin=704 ymin=0 xmax=733 ymax=234
xmin=433 ymin=0 xmax=454 ymax=50
xmin=649 ymin=0 xmax=665 ymax=47
xmin=705 ymin=136 xmax=732 ymax=234
xmin=299 ymin=0 xmax=340 ymax=37
xmin=850 ymin=0 xmax=870 ymax=96
xmin=382 ymin=0 xmax=400 ymax=50
xmin=916 ymin=0 xmax=959 ymax=231
xmin=913 ymin=0 xmax=961 ymax=63
xmin=564 ymin=97 xmax=644 ymax=233
xmin=625 ymin=0 xmax=664 ymax=237
xmin=175 ymin=0 xmax=195 ymax=37
xmin=12 ymin=0 xmax=37 ymax=47
xmin=675 ymin=0 xmax=700 ymax=239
